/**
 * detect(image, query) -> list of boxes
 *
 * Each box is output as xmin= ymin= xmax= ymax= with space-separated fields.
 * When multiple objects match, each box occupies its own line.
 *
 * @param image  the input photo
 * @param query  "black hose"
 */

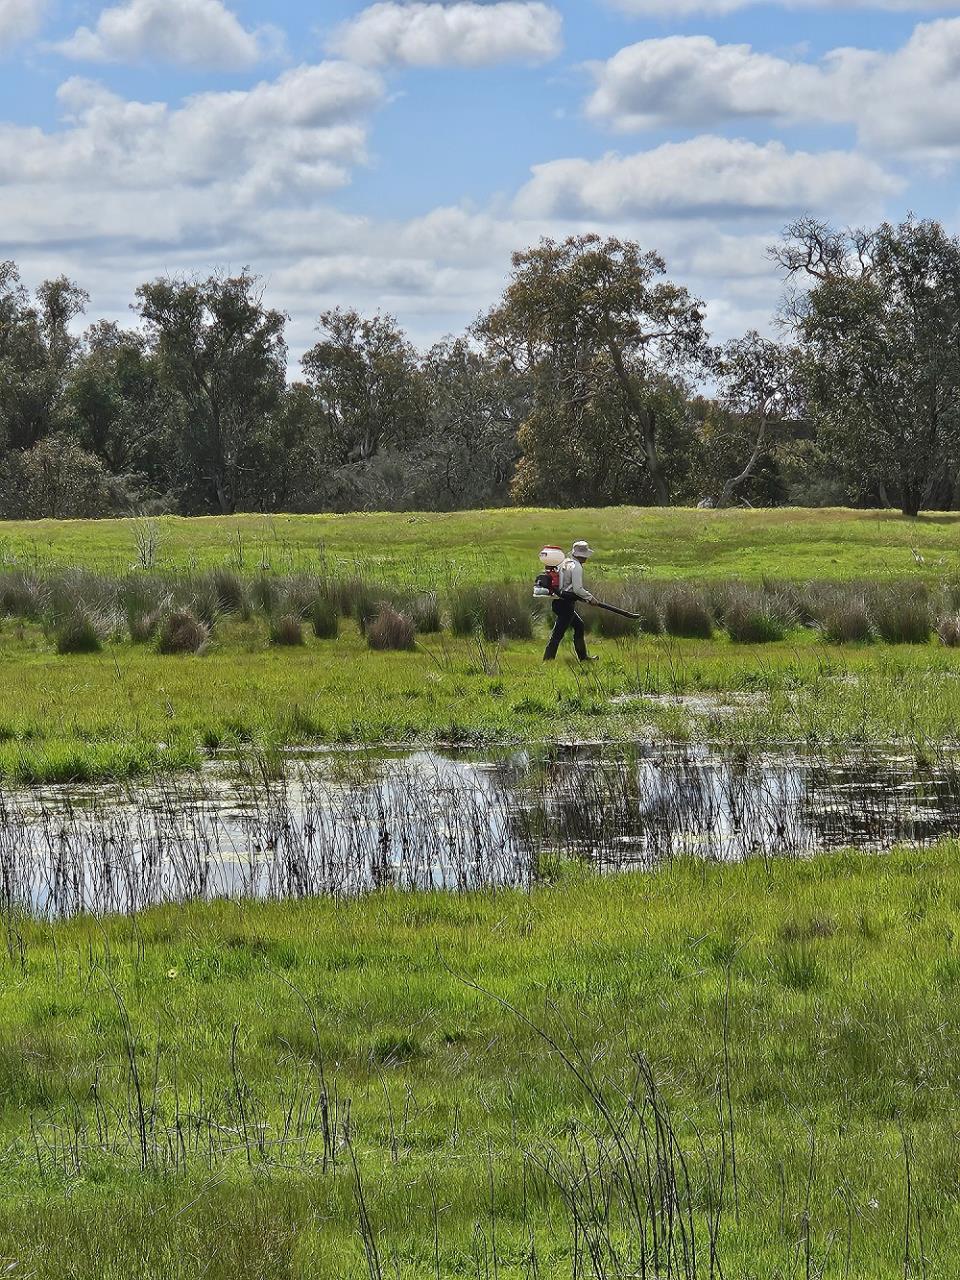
xmin=589 ymin=600 xmax=641 ymax=620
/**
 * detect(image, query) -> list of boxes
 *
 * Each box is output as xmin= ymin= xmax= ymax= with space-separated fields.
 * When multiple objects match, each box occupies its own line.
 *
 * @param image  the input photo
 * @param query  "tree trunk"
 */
xmin=213 ymin=467 xmax=235 ymax=515
xmin=716 ymin=420 xmax=767 ymax=510
xmin=602 ymin=327 xmax=670 ymax=506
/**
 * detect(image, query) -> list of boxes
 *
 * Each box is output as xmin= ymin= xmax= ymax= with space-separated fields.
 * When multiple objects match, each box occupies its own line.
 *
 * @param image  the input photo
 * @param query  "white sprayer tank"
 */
xmin=534 ymin=546 xmax=566 ymax=598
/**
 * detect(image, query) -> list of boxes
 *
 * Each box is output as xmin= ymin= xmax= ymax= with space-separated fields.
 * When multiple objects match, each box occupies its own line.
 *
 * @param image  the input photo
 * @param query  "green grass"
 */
xmin=3 ymin=505 xmax=960 ymax=783
xmin=6 ymin=614 xmax=960 ymax=782
xmin=0 ymin=848 xmax=957 ymax=1275
xmin=3 ymin=505 xmax=960 ymax=581
xmin=4 ymin=508 xmax=960 ymax=1274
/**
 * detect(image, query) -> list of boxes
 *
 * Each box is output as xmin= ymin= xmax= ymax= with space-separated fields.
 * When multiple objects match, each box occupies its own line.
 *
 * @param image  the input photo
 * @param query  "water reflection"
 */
xmin=3 ymin=744 xmax=960 ymax=917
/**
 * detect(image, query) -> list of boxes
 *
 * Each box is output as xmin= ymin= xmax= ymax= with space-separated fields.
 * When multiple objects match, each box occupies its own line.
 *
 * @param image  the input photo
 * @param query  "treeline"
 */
xmin=3 ymin=215 xmax=960 ymax=520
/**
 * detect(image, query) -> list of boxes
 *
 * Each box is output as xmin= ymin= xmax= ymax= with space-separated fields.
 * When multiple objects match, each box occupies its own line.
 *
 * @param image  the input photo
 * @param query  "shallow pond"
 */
xmin=4 ymin=743 xmax=960 ymax=917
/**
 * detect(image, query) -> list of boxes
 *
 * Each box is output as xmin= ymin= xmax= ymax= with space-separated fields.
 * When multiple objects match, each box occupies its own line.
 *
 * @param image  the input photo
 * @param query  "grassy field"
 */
xmin=3 ymin=505 xmax=960 ymax=781
xmin=4 ymin=507 xmax=960 ymax=1275
xmin=0 ymin=847 xmax=956 ymax=1277
xmin=3 ymin=505 xmax=960 ymax=580
xmin=7 ymin=620 xmax=960 ymax=783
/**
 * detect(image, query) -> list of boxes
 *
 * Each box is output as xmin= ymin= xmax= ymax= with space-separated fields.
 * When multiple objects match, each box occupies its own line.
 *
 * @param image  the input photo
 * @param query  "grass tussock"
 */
xmin=408 ymin=591 xmax=442 ymax=634
xmin=818 ymin=594 xmax=873 ymax=644
xmin=157 ymin=608 xmax=209 ymax=655
xmin=54 ymin=608 xmax=106 ymax=655
xmin=718 ymin=585 xmax=793 ymax=643
xmin=450 ymin=584 xmax=533 ymax=641
xmin=366 ymin=605 xmax=416 ymax=651
xmin=269 ymin=614 xmax=305 ymax=647
xmin=869 ymin=592 xmax=932 ymax=644
xmin=210 ymin=569 xmax=249 ymax=618
xmin=0 ymin=570 xmax=45 ymax=620
xmin=310 ymin=597 xmax=340 ymax=640
xmin=662 ymin=587 xmax=714 ymax=639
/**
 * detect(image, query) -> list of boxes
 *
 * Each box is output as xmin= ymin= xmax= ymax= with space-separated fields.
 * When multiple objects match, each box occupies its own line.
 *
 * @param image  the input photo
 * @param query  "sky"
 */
xmin=2 ymin=0 xmax=960 ymax=364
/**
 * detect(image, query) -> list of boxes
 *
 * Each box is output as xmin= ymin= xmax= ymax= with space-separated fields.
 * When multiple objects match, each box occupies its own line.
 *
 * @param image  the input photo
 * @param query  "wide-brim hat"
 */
xmin=571 ymin=541 xmax=594 ymax=559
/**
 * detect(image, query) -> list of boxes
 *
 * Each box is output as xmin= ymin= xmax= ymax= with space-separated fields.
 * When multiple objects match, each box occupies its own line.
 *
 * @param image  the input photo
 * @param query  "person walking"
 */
xmin=543 ymin=541 xmax=597 ymax=662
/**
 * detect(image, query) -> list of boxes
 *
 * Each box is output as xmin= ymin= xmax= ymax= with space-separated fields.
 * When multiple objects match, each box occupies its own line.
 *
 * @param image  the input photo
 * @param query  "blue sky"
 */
xmin=2 ymin=0 xmax=959 ymax=361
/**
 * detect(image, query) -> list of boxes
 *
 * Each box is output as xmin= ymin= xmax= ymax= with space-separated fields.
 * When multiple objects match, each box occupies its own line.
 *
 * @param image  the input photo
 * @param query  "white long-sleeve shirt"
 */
xmin=558 ymin=557 xmax=595 ymax=603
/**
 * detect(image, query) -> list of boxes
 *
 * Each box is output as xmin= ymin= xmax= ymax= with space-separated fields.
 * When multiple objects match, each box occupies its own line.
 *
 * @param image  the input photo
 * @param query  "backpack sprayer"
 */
xmin=533 ymin=547 xmax=641 ymax=620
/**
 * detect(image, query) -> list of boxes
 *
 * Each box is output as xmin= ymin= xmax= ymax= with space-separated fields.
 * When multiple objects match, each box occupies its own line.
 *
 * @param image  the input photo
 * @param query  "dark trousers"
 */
xmin=543 ymin=596 xmax=588 ymax=661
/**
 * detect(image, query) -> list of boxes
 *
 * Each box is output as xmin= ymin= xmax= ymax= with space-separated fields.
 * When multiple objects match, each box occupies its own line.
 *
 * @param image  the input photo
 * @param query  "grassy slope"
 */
xmin=3 ymin=505 xmax=960 ymax=580
xmin=1 ymin=848 xmax=959 ymax=1277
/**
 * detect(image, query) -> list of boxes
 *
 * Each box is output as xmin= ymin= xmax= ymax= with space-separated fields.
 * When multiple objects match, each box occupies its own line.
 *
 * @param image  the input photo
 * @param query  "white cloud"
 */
xmin=0 ymin=62 xmax=384 ymax=221
xmin=587 ymin=22 xmax=960 ymax=164
xmin=55 ymin=0 xmax=282 ymax=69
xmin=614 ymin=0 xmax=960 ymax=13
xmin=514 ymin=137 xmax=901 ymax=220
xmin=327 ymin=1 xmax=563 ymax=68
xmin=0 ymin=61 xmax=899 ymax=362
xmin=587 ymin=38 xmax=825 ymax=132
xmin=0 ymin=0 xmax=46 ymax=50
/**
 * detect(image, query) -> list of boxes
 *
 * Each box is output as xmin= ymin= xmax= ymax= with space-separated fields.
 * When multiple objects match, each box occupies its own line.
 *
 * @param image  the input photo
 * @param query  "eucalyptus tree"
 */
xmin=136 ymin=272 xmax=287 ymax=514
xmin=479 ymin=234 xmax=712 ymax=506
xmin=0 ymin=262 xmax=88 ymax=451
xmin=774 ymin=216 xmax=960 ymax=516
xmin=707 ymin=332 xmax=798 ymax=509
xmin=415 ymin=338 xmax=526 ymax=510
xmin=301 ymin=308 xmax=425 ymax=467
xmin=65 ymin=321 xmax=167 ymax=483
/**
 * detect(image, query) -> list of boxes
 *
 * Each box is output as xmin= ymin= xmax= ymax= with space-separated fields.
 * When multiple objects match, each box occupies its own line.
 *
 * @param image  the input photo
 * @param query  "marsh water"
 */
xmin=5 ymin=743 xmax=960 ymax=917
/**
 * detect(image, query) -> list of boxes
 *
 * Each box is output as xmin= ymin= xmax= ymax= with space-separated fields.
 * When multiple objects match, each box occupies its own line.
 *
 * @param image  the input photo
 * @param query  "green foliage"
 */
xmin=135 ymin=272 xmax=287 ymax=515
xmin=0 ymin=435 xmax=124 ymax=519
xmin=777 ymin=216 xmax=960 ymax=515
xmin=481 ymin=234 xmax=710 ymax=507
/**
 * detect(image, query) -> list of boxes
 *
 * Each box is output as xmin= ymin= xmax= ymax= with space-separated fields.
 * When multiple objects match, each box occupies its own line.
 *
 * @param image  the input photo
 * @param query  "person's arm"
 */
xmin=569 ymin=560 xmax=595 ymax=603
